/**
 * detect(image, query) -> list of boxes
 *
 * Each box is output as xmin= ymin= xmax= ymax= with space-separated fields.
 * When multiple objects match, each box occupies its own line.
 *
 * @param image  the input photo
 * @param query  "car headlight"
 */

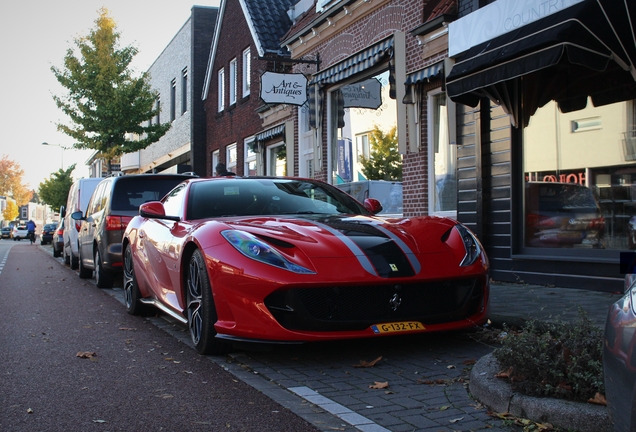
xmin=221 ymin=230 xmax=315 ymax=274
xmin=455 ymin=224 xmax=482 ymax=267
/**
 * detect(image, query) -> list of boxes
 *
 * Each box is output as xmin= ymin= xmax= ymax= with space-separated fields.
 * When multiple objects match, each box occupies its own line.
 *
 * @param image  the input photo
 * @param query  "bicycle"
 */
xmin=28 ymin=230 xmax=35 ymax=244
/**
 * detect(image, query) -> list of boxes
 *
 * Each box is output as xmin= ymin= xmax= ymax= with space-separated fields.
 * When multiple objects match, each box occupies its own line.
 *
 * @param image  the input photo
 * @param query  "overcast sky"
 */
xmin=0 ymin=0 xmax=220 ymax=190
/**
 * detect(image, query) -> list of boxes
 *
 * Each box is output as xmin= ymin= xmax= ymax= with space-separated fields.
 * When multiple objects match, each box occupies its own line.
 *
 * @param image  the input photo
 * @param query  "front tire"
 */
xmin=95 ymin=249 xmax=114 ymax=288
xmin=123 ymin=246 xmax=148 ymax=315
xmin=186 ymin=249 xmax=225 ymax=355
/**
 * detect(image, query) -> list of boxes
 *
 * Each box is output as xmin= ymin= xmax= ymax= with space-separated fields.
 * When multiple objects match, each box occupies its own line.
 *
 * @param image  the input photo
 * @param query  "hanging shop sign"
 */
xmin=260 ymin=72 xmax=308 ymax=105
xmin=341 ymin=78 xmax=382 ymax=109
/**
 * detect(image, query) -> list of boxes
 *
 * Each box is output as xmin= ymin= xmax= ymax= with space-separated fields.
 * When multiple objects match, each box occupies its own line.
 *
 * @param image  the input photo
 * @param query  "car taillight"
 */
xmin=75 ymin=221 xmax=82 ymax=232
xmin=56 ymin=228 xmax=64 ymax=235
xmin=106 ymin=215 xmax=134 ymax=231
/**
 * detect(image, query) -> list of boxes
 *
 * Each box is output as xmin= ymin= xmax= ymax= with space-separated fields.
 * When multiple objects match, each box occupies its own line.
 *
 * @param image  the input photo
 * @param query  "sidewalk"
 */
xmin=488 ymin=281 xmax=622 ymax=329
xmin=471 ymin=281 xmax=623 ymax=432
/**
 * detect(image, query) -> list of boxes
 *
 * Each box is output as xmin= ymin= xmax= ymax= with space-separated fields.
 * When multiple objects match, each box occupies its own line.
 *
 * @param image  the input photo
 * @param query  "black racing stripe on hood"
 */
xmin=317 ymin=216 xmax=415 ymax=278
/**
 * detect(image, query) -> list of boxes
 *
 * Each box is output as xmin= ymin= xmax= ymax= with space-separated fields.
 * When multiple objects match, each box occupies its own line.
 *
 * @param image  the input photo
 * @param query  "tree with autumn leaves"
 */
xmin=0 ymin=155 xmax=33 ymax=221
xmin=51 ymin=8 xmax=170 ymax=173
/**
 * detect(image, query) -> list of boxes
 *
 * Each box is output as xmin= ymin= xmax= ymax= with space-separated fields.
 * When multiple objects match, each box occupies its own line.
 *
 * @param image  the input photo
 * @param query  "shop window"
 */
xmin=523 ymin=99 xmax=636 ymax=250
xmin=428 ymin=90 xmax=456 ymax=217
xmin=244 ymin=138 xmax=257 ymax=176
xmin=267 ymin=143 xmax=286 ymax=176
xmin=327 ymin=70 xmax=400 ymax=188
xmin=299 ymin=104 xmax=314 ymax=178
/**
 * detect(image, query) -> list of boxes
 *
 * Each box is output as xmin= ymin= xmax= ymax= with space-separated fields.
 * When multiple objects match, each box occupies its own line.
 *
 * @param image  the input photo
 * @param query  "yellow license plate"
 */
xmin=371 ymin=321 xmax=424 ymax=334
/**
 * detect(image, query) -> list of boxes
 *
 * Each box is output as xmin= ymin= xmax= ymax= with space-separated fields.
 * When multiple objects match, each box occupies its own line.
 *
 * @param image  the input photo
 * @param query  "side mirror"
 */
xmin=60 ymin=205 xmax=66 ymax=218
xmin=139 ymin=201 xmax=180 ymax=222
xmin=364 ymin=198 xmax=383 ymax=215
xmin=70 ymin=210 xmax=84 ymax=221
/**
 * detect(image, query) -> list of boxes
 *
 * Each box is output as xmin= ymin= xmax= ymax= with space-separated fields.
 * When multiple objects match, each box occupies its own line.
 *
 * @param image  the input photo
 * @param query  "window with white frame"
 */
xmin=242 ymin=48 xmax=251 ymax=97
xmin=218 ymin=68 xmax=225 ymax=112
xmin=244 ymin=137 xmax=257 ymax=176
xmin=267 ymin=143 xmax=286 ymax=176
xmin=229 ymin=58 xmax=237 ymax=105
xmin=211 ymin=150 xmax=219 ymax=176
xmin=428 ymin=89 xmax=456 ymax=217
xmin=298 ymin=105 xmax=314 ymax=178
xmin=226 ymin=143 xmax=237 ymax=173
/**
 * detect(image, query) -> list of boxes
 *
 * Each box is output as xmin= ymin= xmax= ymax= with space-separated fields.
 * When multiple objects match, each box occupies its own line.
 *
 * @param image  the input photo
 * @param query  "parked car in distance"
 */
xmin=1 ymin=227 xmax=11 ymax=239
xmin=604 ymin=273 xmax=636 ymax=431
xmin=40 ymin=223 xmax=58 ymax=245
xmin=63 ymin=177 xmax=102 ymax=269
xmin=12 ymin=225 xmax=29 ymax=241
xmin=72 ymin=173 xmax=197 ymax=288
xmin=122 ymin=176 xmax=490 ymax=355
xmin=52 ymin=220 xmax=64 ymax=258
xmin=525 ymin=182 xmax=605 ymax=248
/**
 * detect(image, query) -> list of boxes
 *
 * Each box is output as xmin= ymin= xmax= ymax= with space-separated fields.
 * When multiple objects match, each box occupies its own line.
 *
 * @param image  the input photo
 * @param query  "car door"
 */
xmin=139 ymin=183 xmax=189 ymax=312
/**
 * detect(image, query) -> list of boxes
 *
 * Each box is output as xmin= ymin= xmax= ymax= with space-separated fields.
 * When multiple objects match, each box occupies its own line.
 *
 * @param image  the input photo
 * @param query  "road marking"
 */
xmin=0 ymin=247 xmax=12 ymax=275
xmin=288 ymin=387 xmax=391 ymax=432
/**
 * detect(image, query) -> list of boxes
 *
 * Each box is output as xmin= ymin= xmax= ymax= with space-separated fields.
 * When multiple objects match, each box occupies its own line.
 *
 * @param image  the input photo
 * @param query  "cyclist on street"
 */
xmin=26 ymin=219 xmax=36 ymax=244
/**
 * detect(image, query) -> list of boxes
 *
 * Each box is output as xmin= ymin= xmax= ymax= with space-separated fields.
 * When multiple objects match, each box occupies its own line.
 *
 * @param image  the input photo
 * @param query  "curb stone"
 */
xmin=470 ymin=353 xmax=611 ymax=432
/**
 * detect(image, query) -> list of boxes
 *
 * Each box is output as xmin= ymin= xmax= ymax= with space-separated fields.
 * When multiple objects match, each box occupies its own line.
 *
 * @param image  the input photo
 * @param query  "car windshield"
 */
xmin=187 ymin=178 xmax=369 ymax=220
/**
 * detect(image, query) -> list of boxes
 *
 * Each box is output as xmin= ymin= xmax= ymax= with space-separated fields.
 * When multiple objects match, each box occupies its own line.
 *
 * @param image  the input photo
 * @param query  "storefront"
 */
xmin=446 ymin=0 xmax=636 ymax=291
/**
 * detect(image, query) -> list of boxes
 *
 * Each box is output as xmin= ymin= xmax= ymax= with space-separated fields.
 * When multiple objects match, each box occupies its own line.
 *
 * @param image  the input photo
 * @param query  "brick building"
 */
xmin=202 ymin=0 xmax=297 ymax=177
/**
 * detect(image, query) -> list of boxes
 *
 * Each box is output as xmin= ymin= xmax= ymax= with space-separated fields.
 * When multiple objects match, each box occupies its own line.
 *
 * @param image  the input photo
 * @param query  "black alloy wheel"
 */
xmin=123 ymin=246 xmax=148 ymax=315
xmin=186 ymin=249 xmax=225 ymax=355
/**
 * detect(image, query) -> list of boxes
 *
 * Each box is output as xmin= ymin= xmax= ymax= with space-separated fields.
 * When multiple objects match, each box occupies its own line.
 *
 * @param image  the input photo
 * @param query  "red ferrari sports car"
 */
xmin=123 ymin=177 xmax=490 ymax=354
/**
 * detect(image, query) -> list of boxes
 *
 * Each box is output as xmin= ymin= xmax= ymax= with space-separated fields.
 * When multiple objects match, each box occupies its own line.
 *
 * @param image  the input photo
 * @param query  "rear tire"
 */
xmin=95 ymin=249 xmax=114 ymax=288
xmin=53 ymin=245 xmax=61 ymax=258
xmin=186 ymin=249 xmax=226 ymax=355
xmin=78 ymin=247 xmax=92 ymax=279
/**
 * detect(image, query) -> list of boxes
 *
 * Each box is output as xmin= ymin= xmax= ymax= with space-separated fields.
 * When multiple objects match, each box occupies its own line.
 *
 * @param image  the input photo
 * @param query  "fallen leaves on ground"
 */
xmin=489 ymin=411 xmax=554 ymax=431
xmin=76 ymin=351 xmax=97 ymax=359
xmin=369 ymin=381 xmax=389 ymax=389
xmin=588 ymin=392 xmax=607 ymax=406
xmin=353 ymin=356 xmax=382 ymax=368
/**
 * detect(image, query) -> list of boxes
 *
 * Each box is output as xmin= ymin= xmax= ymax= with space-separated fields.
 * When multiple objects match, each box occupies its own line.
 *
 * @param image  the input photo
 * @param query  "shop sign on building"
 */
xmin=260 ymin=72 xmax=307 ymax=105
xmin=341 ymin=78 xmax=382 ymax=109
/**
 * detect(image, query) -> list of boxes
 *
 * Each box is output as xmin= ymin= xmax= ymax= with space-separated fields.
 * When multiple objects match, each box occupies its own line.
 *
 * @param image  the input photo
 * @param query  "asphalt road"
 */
xmin=0 ymin=242 xmax=322 ymax=432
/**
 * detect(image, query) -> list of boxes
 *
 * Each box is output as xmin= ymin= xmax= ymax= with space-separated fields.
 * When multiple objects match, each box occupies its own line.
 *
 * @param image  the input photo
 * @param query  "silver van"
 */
xmin=62 ymin=178 xmax=102 ymax=269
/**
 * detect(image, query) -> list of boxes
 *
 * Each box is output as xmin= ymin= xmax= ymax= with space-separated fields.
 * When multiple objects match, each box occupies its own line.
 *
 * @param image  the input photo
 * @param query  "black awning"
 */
xmin=446 ymin=0 xmax=636 ymax=127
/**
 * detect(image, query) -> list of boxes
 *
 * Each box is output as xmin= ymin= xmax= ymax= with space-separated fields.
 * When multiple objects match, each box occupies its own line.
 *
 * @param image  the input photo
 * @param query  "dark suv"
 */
xmin=72 ymin=173 xmax=197 ymax=287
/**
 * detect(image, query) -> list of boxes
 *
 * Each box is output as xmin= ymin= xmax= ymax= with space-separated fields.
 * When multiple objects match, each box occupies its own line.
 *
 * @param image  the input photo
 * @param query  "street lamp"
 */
xmin=41 ymin=142 xmax=65 ymax=170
